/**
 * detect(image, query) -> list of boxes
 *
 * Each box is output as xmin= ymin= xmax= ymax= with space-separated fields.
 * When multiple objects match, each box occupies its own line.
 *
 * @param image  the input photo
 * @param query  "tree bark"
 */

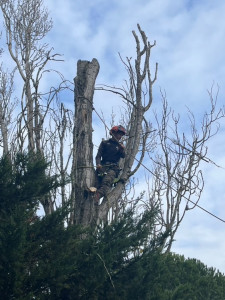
xmin=72 ymin=58 xmax=100 ymax=225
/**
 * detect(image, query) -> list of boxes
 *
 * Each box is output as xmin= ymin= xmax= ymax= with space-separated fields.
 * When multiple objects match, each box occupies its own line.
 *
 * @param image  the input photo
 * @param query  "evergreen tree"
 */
xmin=1 ymin=153 xmax=225 ymax=299
xmin=0 ymin=153 xmax=58 ymax=299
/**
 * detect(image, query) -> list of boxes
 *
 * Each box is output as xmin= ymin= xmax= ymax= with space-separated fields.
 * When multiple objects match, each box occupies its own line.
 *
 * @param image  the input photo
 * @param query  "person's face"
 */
xmin=112 ymin=131 xmax=124 ymax=141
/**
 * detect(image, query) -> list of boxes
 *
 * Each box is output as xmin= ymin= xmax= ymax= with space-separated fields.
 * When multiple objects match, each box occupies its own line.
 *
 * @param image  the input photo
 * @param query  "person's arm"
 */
xmin=119 ymin=143 xmax=125 ymax=158
xmin=95 ymin=141 xmax=104 ymax=167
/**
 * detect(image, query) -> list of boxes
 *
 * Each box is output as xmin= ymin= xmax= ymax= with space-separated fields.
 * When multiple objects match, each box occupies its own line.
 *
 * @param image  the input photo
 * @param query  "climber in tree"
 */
xmin=93 ymin=125 xmax=126 ymax=204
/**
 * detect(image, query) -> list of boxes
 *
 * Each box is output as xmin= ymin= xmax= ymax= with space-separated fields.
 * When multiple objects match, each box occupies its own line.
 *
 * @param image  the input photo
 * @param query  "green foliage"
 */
xmin=21 ymin=207 xmax=162 ymax=299
xmin=0 ymin=153 xmax=225 ymax=299
xmin=0 ymin=153 xmax=58 ymax=299
xmin=137 ymin=252 xmax=225 ymax=300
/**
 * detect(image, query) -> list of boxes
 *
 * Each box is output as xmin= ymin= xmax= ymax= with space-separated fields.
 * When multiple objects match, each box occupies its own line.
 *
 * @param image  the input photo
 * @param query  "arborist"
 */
xmin=92 ymin=125 xmax=126 ymax=204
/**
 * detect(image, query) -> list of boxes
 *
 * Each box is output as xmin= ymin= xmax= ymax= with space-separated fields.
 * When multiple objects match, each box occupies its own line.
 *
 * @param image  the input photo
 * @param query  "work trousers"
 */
xmin=97 ymin=167 xmax=118 ymax=197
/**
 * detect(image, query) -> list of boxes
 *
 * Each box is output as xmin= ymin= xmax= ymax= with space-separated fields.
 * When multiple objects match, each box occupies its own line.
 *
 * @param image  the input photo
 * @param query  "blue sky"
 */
xmin=1 ymin=0 xmax=225 ymax=273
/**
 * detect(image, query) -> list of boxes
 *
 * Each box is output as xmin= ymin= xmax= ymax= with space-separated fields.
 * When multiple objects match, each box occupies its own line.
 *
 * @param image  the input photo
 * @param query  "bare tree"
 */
xmin=0 ymin=64 xmax=16 ymax=155
xmin=0 ymin=0 xmax=63 ymax=153
xmin=0 ymin=0 xmax=73 ymax=214
xmin=71 ymin=25 xmax=225 ymax=259
xmin=143 ymin=88 xmax=225 ymax=252
xmin=97 ymin=25 xmax=158 ymax=223
xmin=71 ymin=25 xmax=158 ymax=225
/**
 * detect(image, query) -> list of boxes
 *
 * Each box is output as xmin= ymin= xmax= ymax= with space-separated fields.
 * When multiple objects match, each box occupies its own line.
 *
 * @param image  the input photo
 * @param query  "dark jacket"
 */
xmin=96 ymin=138 xmax=125 ymax=166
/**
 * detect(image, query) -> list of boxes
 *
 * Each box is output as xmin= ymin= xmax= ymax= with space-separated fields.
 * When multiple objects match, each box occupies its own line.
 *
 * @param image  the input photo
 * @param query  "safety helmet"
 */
xmin=110 ymin=125 xmax=126 ymax=136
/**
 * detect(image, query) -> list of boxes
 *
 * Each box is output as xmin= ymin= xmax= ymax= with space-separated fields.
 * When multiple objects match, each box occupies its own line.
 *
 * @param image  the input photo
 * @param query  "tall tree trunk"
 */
xmin=72 ymin=58 xmax=100 ymax=225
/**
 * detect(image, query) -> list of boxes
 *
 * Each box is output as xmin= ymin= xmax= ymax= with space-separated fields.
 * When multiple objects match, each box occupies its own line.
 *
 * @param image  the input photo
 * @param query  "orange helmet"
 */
xmin=110 ymin=125 xmax=126 ymax=136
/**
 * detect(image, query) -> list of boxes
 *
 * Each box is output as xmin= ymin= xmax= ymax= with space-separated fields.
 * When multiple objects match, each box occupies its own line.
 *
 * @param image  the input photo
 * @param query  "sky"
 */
xmin=44 ymin=0 xmax=225 ymax=274
xmin=1 ymin=0 xmax=225 ymax=274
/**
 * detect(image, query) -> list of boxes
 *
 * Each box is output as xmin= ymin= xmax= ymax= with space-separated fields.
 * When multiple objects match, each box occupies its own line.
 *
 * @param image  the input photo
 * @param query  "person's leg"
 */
xmin=97 ymin=169 xmax=116 ymax=199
